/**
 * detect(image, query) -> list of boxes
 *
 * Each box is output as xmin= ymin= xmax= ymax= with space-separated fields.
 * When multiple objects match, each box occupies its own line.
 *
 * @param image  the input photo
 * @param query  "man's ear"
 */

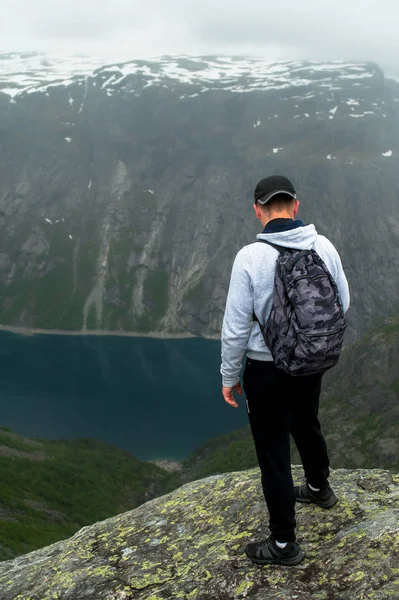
xmin=294 ymin=200 xmax=300 ymax=217
xmin=253 ymin=203 xmax=260 ymax=219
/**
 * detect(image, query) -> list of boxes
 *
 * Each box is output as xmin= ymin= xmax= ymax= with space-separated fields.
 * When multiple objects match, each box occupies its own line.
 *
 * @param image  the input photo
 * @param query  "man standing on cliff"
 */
xmin=220 ymin=175 xmax=350 ymax=566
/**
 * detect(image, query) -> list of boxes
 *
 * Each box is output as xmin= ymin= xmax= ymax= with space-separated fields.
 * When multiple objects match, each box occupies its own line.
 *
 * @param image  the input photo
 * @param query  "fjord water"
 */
xmin=0 ymin=332 xmax=247 ymax=460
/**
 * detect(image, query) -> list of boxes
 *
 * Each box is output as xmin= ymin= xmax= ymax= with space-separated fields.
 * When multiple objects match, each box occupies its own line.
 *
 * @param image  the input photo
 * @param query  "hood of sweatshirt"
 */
xmin=256 ymin=219 xmax=318 ymax=250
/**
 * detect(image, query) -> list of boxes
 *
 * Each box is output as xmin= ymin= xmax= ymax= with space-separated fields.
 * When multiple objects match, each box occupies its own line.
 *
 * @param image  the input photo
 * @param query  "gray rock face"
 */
xmin=0 ymin=467 xmax=398 ymax=600
xmin=0 ymin=55 xmax=399 ymax=338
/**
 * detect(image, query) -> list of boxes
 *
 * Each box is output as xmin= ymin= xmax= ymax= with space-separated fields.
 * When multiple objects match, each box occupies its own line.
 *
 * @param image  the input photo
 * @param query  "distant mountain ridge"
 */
xmin=0 ymin=54 xmax=399 ymax=338
xmin=0 ymin=52 xmax=389 ymax=97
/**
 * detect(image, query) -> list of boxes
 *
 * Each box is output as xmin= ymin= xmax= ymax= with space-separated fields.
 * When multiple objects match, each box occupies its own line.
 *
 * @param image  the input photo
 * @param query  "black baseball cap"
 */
xmin=254 ymin=175 xmax=296 ymax=205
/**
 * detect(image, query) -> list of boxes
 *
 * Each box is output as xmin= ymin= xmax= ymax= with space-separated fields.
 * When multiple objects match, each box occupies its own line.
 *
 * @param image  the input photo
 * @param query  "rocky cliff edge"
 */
xmin=1 ymin=467 xmax=398 ymax=600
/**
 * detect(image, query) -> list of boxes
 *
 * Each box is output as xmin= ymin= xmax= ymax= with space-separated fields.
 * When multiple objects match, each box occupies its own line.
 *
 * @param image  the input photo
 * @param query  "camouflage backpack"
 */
xmin=254 ymin=240 xmax=347 ymax=376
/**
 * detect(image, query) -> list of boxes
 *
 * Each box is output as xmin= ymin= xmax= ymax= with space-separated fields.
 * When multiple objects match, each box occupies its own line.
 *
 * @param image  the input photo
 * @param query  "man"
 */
xmin=220 ymin=175 xmax=350 ymax=566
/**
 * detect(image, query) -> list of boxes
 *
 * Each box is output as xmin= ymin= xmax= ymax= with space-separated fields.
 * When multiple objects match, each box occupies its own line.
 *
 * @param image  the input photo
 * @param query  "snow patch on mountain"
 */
xmin=0 ymin=52 xmax=383 ymax=99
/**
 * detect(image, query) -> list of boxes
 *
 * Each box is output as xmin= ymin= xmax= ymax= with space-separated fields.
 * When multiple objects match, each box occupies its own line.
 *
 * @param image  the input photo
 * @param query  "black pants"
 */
xmin=243 ymin=358 xmax=330 ymax=542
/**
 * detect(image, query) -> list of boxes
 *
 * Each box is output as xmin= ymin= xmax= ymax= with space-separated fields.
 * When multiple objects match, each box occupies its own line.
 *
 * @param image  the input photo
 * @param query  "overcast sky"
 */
xmin=1 ymin=0 xmax=399 ymax=76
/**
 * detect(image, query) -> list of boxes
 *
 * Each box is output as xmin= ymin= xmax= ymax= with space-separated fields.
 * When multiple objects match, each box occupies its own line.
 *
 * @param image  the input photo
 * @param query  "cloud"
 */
xmin=1 ymin=0 xmax=399 ymax=74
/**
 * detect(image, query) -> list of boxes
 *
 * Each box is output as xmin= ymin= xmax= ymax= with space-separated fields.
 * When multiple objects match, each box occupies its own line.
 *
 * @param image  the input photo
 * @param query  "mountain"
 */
xmin=182 ymin=316 xmax=399 ymax=481
xmin=1 ymin=466 xmax=398 ymax=600
xmin=0 ymin=427 xmax=179 ymax=561
xmin=1 ymin=54 xmax=399 ymax=339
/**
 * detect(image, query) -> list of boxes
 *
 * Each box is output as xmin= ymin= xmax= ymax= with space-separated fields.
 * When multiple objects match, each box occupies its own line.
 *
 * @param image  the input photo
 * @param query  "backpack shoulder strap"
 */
xmin=252 ymin=239 xmax=288 ymax=323
xmin=256 ymin=239 xmax=287 ymax=253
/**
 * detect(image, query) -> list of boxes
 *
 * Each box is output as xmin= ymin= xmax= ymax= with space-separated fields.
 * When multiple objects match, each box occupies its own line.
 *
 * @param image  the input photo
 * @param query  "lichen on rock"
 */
xmin=0 ymin=467 xmax=398 ymax=600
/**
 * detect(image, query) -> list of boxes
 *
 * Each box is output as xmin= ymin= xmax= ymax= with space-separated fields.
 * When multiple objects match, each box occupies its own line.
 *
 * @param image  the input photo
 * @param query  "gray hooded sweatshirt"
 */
xmin=220 ymin=223 xmax=350 ymax=387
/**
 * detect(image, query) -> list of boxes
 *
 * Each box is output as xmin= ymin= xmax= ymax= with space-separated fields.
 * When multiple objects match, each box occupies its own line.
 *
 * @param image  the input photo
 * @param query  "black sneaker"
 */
xmin=245 ymin=536 xmax=305 ymax=566
xmin=295 ymin=482 xmax=338 ymax=509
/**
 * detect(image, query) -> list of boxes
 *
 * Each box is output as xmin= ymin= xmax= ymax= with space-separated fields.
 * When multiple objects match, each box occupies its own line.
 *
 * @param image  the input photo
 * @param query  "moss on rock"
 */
xmin=0 ymin=467 xmax=398 ymax=599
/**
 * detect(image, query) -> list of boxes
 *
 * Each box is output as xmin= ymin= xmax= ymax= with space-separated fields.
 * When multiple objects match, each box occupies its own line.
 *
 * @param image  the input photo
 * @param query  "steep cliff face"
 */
xmin=1 ymin=467 xmax=398 ymax=600
xmin=1 ymin=55 xmax=399 ymax=338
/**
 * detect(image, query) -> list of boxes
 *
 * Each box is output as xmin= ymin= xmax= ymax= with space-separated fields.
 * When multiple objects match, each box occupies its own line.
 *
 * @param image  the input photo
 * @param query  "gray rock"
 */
xmin=0 ymin=466 xmax=398 ymax=600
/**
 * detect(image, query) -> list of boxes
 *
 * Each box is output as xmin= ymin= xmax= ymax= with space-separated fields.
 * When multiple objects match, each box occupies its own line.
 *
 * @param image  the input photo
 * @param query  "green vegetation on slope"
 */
xmin=0 ymin=428 xmax=179 ymax=561
xmin=181 ymin=427 xmax=257 ymax=482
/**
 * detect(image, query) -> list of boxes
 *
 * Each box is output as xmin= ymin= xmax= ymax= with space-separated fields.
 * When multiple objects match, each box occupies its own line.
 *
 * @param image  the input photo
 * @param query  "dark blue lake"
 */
xmin=0 ymin=332 xmax=247 ymax=460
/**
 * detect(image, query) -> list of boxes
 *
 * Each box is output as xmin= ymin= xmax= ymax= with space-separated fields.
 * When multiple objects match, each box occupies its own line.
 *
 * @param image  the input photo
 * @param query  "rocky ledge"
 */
xmin=1 ymin=467 xmax=398 ymax=600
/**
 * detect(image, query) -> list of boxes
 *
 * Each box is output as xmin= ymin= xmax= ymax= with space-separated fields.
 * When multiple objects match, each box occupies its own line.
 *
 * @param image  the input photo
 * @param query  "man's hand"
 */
xmin=222 ymin=381 xmax=243 ymax=408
